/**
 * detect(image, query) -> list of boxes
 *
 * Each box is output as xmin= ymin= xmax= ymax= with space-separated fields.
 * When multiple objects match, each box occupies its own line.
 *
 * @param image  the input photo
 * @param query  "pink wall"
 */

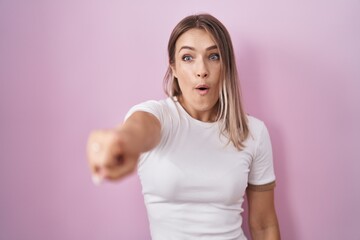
xmin=1 ymin=0 xmax=359 ymax=239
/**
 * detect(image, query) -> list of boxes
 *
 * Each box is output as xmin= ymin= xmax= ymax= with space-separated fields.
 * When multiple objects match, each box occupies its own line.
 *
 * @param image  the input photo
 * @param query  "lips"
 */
xmin=195 ymin=84 xmax=210 ymax=95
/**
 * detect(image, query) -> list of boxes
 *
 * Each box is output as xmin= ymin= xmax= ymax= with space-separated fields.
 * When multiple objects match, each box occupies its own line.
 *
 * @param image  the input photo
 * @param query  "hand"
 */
xmin=86 ymin=129 xmax=139 ymax=185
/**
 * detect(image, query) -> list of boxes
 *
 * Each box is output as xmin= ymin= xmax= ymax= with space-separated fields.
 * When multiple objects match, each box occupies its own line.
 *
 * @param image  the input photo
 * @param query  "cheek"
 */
xmin=175 ymin=65 xmax=194 ymax=87
xmin=177 ymin=78 xmax=192 ymax=93
xmin=176 ymin=63 xmax=192 ymax=78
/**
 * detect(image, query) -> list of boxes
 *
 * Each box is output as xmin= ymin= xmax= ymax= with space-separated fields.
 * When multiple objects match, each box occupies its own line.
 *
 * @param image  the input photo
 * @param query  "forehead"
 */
xmin=176 ymin=28 xmax=217 ymax=50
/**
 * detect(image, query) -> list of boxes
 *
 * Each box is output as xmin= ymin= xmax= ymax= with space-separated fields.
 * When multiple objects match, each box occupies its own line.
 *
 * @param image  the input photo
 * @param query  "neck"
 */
xmin=177 ymin=96 xmax=218 ymax=122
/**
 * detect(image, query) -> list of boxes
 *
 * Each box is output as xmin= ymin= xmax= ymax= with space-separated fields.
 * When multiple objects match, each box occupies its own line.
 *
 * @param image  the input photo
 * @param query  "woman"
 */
xmin=87 ymin=14 xmax=280 ymax=240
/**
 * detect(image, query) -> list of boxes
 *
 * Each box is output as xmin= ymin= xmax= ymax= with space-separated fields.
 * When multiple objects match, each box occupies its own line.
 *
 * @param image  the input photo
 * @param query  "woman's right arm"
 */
xmin=86 ymin=111 xmax=161 ymax=184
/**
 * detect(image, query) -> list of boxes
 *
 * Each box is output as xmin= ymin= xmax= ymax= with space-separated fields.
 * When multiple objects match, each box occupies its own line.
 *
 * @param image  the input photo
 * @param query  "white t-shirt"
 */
xmin=125 ymin=97 xmax=276 ymax=240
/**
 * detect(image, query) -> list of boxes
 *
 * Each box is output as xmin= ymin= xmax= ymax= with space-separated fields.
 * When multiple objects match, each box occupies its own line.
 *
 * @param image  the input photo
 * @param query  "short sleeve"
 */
xmin=124 ymin=100 xmax=163 ymax=124
xmin=248 ymin=123 xmax=276 ymax=191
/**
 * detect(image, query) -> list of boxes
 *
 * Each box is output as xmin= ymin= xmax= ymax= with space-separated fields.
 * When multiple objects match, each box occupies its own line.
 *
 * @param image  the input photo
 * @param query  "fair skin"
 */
xmin=87 ymin=28 xmax=280 ymax=239
xmin=171 ymin=28 xmax=221 ymax=122
xmin=87 ymin=111 xmax=160 ymax=182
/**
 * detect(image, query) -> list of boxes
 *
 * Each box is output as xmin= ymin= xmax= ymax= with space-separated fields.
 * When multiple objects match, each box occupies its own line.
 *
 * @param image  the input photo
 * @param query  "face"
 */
xmin=171 ymin=28 xmax=221 ymax=122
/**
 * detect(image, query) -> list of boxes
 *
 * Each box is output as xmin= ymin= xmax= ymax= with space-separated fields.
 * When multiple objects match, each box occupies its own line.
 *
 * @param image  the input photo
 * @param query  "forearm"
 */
xmin=247 ymin=189 xmax=280 ymax=240
xmin=250 ymin=223 xmax=280 ymax=240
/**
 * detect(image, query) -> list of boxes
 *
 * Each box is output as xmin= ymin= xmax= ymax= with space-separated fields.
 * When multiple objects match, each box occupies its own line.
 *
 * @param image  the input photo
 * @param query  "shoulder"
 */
xmin=125 ymin=97 xmax=176 ymax=122
xmin=245 ymin=115 xmax=273 ymax=155
xmin=131 ymin=97 xmax=175 ymax=110
xmin=247 ymin=115 xmax=268 ymax=139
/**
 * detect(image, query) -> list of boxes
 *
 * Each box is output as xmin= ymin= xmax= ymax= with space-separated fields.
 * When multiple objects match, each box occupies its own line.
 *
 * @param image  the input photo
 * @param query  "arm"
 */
xmin=117 ymin=111 xmax=161 ymax=153
xmin=246 ymin=188 xmax=281 ymax=240
xmin=87 ymin=111 xmax=161 ymax=182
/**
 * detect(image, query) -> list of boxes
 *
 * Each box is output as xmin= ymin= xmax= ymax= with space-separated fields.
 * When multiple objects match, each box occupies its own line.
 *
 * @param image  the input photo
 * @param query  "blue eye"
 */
xmin=182 ymin=55 xmax=193 ymax=61
xmin=209 ymin=53 xmax=220 ymax=61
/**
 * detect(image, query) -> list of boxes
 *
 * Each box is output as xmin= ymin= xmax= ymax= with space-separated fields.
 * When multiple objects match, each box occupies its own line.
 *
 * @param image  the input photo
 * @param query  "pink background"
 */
xmin=1 ymin=0 xmax=359 ymax=239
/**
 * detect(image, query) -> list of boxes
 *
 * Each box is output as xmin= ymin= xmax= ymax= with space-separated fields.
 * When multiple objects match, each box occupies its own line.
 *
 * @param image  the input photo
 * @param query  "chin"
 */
xmin=196 ymin=100 xmax=218 ymax=112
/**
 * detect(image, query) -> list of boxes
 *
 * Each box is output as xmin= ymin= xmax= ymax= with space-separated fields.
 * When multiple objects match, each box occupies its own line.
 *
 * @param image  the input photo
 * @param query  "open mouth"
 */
xmin=197 ymin=87 xmax=208 ymax=90
xmin=195 ymin=85 xmax=210 ymax=95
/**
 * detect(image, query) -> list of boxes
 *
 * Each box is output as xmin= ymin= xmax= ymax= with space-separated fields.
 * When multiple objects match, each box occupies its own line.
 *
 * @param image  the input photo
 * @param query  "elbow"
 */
xmin=249 ymin=216 xmax=281 ymax=239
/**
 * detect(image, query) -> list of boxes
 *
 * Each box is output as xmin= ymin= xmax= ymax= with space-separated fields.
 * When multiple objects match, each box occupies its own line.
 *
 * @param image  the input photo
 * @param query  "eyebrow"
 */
xmin=178 ymin=45 xmax=218 ymax=52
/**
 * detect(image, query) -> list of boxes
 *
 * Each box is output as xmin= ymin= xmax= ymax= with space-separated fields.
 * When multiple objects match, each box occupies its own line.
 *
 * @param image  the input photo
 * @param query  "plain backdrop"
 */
xmin=1 ymin=0 xmax=359 ymax=239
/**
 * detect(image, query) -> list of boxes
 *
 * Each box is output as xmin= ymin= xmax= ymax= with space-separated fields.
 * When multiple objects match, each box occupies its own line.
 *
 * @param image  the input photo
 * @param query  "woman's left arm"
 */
xmin=246 ymin=188 xmax=281 ymax=240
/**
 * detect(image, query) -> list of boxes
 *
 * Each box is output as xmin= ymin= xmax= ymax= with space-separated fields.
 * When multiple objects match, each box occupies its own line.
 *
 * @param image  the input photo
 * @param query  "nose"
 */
xmin=197 ymin=72 xmax=208 ymax=78
xmin=196 ymin=59 xmax=209 ymax=78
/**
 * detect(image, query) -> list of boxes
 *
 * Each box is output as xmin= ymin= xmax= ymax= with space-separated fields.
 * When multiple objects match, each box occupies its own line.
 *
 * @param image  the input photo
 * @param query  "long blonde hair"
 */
xmin=164 ymin=14 xmax=249 ymax=150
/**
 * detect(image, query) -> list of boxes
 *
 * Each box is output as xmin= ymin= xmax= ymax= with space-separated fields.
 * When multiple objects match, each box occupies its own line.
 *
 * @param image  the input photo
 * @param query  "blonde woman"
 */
xmin=87 ymin=14 xmax=280 ymax=240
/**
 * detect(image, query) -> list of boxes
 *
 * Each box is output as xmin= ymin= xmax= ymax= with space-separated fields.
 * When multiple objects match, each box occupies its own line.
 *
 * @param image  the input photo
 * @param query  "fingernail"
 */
xmin=91 ymin=142 xmax=101 ymax=153
xmin=92 ymin=175 xmax=103 ymax=186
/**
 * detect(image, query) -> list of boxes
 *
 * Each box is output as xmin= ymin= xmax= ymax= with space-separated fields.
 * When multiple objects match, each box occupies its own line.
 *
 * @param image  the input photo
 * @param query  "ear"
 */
xmin=170 ymin=64 xmax=177 ymax=78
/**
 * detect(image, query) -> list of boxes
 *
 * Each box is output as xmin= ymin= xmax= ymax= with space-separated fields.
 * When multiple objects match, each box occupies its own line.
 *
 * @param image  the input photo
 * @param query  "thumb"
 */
xmin=91 ymin=170 xmax=105 ymax=186
xmin=103 ymin=154 xmax=138 ymax=180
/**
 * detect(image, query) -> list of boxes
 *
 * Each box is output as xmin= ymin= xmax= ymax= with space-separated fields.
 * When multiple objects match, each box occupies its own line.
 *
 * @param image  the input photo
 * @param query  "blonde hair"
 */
xmin=164 ymin=14 xmax=249 ymax=150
